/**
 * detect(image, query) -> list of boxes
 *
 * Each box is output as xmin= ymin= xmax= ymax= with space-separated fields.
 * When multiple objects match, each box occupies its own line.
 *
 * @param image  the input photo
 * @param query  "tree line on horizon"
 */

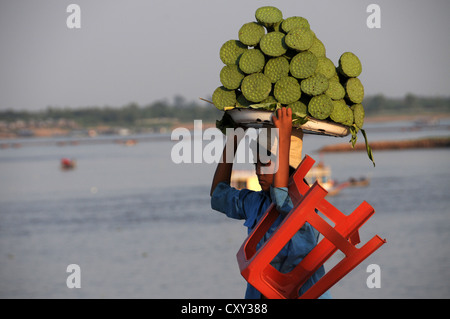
xmin=0 ymin=94 xmax=449 ymax=128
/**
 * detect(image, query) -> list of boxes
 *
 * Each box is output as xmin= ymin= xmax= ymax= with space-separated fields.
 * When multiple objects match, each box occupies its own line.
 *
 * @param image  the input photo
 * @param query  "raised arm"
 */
xmin=272 ymin=107 xmax=292 ymax=189
xmin=210 ymin=132 xmax=241 ymax=196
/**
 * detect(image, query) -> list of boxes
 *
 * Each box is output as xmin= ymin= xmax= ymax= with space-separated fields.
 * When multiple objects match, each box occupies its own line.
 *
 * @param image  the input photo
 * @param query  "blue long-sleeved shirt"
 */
xmin=211 ymin=181 xmax=331 ymax=299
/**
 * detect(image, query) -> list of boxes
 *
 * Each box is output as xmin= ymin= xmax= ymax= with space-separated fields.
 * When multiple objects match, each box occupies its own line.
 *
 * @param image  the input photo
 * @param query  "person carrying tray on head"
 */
xmin=210 ymin=107 xmax=331 ymax=299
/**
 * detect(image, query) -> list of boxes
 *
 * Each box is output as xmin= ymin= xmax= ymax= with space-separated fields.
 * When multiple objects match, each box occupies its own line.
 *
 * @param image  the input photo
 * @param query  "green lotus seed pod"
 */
xmin=325 ymin=79 xmax=346 ymax=100
xmin=261 ymin=95 xmax=278 ymax=103
xmin=219 ymin=40 xmax=248 ymax=65
xmin=287 ymin=100 xmax=307 ymax=117
xmin=316 ymin=57 xmax=336 ymax=79
xmin=329 ymin=72 xmax=340 ymax=83
xmin=238 ymin=22 xmax=266 ymax=46
xmin=264 ymin=56 xmax=290 ymax=83
xmin=274 ymin=76 xmax=301 ymax=104
xmin=342 ymin=106 xmax=354 ymax=126
xmin=259 ymin=31 xmax=288 ymax=57
xmin=338 ymin=52 xmax=362 ymax=77
xmin=255 ymin=6 xmax=283 ymax=28
xmin=220 ymin=64 xmax=245 ymax=90
xmin=308 ymin=36 xmax=326 ymax=57
xmin=307 ymin=94 xmax=333 ymax=120
xmin=330 ymin=99 xmax=353 ymax=126
xmin=345 ymin=77 xmax=364 ymax=104
xmin=290 ymin=51 xmax=318 ymax=79
xmin=351 ymin=103 xmax=365 ymax=129
xmin=239 ymin=49 xmax=266 ymax=74
xmin=241 ymin=73 xmax=272 ymax=102
xmin=285 ymin=28 xmax=314 ymax=51
xmin=281 ymin=16 xmax=310 ymax=33
xmin=212 ymin=86 xmax=236 ymax=110
xmin=301 ymin=73 xmax=329 ymax=96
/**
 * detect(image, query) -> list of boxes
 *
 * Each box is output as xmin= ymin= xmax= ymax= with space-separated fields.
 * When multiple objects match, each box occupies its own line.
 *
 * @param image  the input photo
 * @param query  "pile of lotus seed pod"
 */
xmin=211 ymin=6 xmax=374 ymax=165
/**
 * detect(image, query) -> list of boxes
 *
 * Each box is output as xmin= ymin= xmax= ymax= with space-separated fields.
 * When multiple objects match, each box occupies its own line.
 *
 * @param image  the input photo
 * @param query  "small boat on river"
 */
xmin=61 ymin=158 xmax=76 ymax=170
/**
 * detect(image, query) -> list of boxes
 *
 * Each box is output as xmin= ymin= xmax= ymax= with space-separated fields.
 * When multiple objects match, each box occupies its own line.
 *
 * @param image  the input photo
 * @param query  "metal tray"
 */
xmin=226 ymin=108 xmax=350 ymax=137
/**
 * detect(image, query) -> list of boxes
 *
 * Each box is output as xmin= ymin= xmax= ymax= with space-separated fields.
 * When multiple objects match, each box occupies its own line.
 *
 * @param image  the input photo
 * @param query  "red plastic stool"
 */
xmin=236 ymin=155 xmax=386 ymax=299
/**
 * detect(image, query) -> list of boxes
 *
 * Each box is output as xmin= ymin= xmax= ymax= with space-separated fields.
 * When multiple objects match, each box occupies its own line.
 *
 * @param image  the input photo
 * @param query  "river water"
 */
xmin=0 ymin=119 xmax=449 ymax=299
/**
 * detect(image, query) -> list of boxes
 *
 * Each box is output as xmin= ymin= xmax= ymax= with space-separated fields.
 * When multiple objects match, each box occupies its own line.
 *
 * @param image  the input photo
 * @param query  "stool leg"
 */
xmin=299 ymin=235 xmax=386 ymax=299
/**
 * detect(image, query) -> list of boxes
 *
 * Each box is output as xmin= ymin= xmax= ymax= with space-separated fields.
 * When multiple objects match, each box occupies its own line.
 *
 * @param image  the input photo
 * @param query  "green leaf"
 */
xmin=361 ymin=128 xmax=376 ymax=167
xmin=247 ymin=102 xmax=278 ymax=111
xmin=292 ymin=115 xmax=309 ymax=125
xmin=347 ymin=125 xmax=374 ymax=166
xmin=349 ymin=125 xmax=358 ymax=148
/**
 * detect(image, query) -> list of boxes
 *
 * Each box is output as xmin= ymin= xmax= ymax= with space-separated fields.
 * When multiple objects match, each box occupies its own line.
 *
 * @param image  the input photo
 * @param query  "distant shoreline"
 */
xmin=318 ymin=136 xmax=450 ymax=153
xmin=1 ymin=112 xmax=449 ymax=140
xmin=364 ymin=112 xmax=450 ymax=123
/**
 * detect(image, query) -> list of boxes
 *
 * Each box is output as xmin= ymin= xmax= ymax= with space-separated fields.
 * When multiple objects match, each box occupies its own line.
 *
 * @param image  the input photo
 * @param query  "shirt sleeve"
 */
xmin=210 ymin=181 xmax=252 ymax=220
xmin=269 ymin=186 xmax=294 ymax=216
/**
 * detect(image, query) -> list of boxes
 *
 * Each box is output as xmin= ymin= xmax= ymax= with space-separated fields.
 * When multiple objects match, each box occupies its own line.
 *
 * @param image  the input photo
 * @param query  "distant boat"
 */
xmin=414 ymin=117 xmax=439 ymax=126
xmin=305 ymin=161 xmax=370 ymax=196
xmin=124 ymin=139 xmax=137 ymax=146
xmin=115 ymin=139 xmax=137 ymax=146
xmin=305 ymin=162 xmax=334 ymax=192
xmin=61 ymin=158 xmax=76 ymax=170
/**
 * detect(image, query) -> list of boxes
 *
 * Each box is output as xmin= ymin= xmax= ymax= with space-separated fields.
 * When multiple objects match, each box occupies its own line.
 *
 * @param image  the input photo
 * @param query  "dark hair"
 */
xmin=254 ymin=163 xmax=296 ymax=176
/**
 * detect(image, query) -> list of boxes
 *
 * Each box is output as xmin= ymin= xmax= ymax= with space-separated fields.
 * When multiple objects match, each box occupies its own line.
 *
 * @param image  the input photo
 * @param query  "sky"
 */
xmin=0 ymin=0 xmax=449 ymax=111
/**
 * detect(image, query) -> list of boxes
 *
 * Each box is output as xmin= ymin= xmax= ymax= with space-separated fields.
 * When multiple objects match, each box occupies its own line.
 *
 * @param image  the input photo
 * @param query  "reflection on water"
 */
xmin=0 ymin=120 xmax=449 ymax=298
